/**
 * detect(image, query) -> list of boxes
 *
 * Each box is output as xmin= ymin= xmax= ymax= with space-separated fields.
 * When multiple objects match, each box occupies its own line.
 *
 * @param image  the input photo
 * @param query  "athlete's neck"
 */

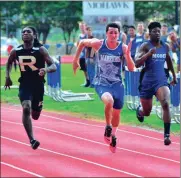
xmin=161 ymin=32 xmax=167 ymax=36
xmin=106 ymin=40 xmax=119 ymax=49
xmin=23 ymin=42 xmax=33 ymax=49
xmin=150 ymin=40 xmax=161 ymax=47
xmin=130 ymin=34 xmax=136 ymax=38
xmin=137 ymin=32 xmax=143 ymax=36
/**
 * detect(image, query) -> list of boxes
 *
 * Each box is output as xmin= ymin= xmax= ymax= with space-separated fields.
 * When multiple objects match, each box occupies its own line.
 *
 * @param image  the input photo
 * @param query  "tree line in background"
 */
xmin=0 ymin=1 xmax=179 ymax=54
xmin=0 ymin=1 xmax=82 ymax=54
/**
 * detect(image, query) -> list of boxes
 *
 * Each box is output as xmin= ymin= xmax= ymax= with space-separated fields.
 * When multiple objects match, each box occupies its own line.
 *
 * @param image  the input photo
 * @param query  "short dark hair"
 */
xmin=148 ymin=22 xmax=161 ymax=32
xmin=162 ymin=23 xmax=168 ymax=27
xmin=86 ymin=26 xmax=92 ymax=31
xmin=106 ymin=22 xmax=120 ymax=32
xmin=129 ymin=25 xmax=135 ymax=29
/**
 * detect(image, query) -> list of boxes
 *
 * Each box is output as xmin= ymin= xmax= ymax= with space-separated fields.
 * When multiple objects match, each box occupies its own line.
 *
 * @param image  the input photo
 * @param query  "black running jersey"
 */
xmin=15 ymin=45 xmax=45 ymax=83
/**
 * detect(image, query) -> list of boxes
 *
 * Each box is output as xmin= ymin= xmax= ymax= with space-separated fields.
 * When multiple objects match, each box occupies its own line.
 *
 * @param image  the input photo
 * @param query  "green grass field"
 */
xmin=1 ymin=64 xmax=180 ymax=135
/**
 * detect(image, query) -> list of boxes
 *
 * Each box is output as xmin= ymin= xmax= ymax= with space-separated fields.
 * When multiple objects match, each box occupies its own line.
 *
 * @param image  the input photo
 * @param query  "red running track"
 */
xmin=1 ymin=104 xmax=180 ymax=177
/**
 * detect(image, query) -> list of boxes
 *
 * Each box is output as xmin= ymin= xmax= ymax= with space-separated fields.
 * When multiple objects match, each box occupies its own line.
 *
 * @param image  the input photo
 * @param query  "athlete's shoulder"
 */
xmin=39 ymin=45 xmax=48 ymax=54
xmin=162 ymin=41 xmax=170 ymax=52
xmin=141 ymin=41 xmax=150 ymax=48
xmin=15 ymin=44 xmax=23 ymax=51
xmin=89 ymin=38 xmax=103 ymax=46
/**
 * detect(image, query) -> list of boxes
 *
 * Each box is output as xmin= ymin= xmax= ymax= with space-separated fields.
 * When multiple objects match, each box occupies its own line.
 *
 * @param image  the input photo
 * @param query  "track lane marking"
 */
xmin=1 ymin=107 xmax=180 ymax=145
xmin=2 ymin=120 xmax=180 ymax=164
xmin=1 ymin=136 xmax=142 ymax=178
xmin=1 ymin=162 xmax=44 ymax=177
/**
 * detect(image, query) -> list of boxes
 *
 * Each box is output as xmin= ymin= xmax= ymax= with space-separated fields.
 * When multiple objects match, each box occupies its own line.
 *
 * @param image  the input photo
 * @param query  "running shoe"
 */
xmin=104 ymin=126 xmax=112 ymax=144
xmin=30 ymin=139 xmax=40 ymax=150
xmin=110 ymin=136 xmax=117 ymax=153
xmin=136 ymin=105 xmax=144 ymax=122
xmin=164 ymin=135 xmax=171 ymax=146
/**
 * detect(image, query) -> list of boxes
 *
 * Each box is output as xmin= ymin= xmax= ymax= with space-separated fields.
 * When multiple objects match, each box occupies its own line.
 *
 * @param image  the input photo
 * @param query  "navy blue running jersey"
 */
xmin=94 ymin=40 xmax=124 ymax=86
xmin=143 ymin=41 xmax=169 ymax=83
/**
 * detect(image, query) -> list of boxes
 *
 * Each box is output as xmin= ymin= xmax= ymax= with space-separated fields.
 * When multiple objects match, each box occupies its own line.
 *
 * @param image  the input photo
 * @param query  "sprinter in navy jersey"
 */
xmin=135 ymin=22 xmax=177 ymax=146
xmin=73 ymin=23 xmax=135 ymax=153
xmin=5 ymin=26 xmax=57 ymax=150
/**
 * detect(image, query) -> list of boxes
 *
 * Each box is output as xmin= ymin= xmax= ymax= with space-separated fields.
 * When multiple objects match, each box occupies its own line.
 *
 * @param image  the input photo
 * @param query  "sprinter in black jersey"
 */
xmin=4 ymin=26 xmax=57 ymax=150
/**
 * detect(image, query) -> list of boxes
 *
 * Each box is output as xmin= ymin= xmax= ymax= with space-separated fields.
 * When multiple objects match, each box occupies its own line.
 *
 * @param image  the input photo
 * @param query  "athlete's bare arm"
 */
xmin=165 ymin=44 xmax=177 ymax=85
xmin=39 ymin=46 xmax=57 ymax=76
xmin=122 ymin=32 xmax=127 ymax=44
xmin=122 ymin=43 xmax=135 ymax=71
xmin=5 ymin=49 xmax=16 ymax=89
xmin=135 ymin=42 xmax=156 ymax=68
xmin=73 ymin=38 xmax=102 ymax=74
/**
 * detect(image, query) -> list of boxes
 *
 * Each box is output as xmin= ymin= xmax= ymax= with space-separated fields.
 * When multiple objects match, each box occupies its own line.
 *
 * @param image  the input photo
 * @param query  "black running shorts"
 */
xmin=19 ymin=82 xmax=44 ymax=112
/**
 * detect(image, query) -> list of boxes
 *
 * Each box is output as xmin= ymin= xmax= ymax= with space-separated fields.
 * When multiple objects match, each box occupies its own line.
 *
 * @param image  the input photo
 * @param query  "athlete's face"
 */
xmin=161 ymin=26 xmax=168 ymax=34
xmin=21 ymin=27 xmax=35 ymax=42
xmin=128 ymin=28 xmax=136 ymax=37
xmin=106 ymin=27 xmax=120 ymax=42
xmin=169 ymin=31 xmax=177 ymax=41
xmin=87 ymin=28 xmax=92 ymax=37
xmin=137 ymin=24 xmax=144 ymax=33
xmin=79 ymin=23 xmax=86 ymax=33
xmin=150 ymin=27 xmax=161 ymax=42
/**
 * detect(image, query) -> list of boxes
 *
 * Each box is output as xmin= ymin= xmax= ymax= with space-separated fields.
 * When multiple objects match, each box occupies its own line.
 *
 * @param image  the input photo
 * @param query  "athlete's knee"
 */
xmin=22 ymin=101 xmax=31 ymax=115
xmin=106 ymin=99 xmax=114 ymax=108
xmin=102 ymin=93 xmax=114 ymax=106
xmin=161 ymin=99 xmax=169 ymax=110
xmin=31 ymin=110 xmax=41 ymax=120
xmin=144 ymin=112 xmax=151 ymax=116
xmin=144 ymin=109 xmax=152 ymax=116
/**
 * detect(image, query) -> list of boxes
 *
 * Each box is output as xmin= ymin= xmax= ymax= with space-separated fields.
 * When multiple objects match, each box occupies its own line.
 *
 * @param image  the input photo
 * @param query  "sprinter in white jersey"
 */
xmin=73 ymin=23 xmax=135 ymax=153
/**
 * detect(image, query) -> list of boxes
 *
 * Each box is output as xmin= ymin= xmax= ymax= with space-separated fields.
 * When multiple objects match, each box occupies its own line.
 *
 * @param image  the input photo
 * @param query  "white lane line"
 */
xmin=1 ymin=136 xmax=142 ymax=178
xmin=2 ymin=120 xmax=180 ymax=164
xmin=1 ymin=107 xmax=180 ymax=145
xmin=1 ymin=162 xmax=44 ymax=177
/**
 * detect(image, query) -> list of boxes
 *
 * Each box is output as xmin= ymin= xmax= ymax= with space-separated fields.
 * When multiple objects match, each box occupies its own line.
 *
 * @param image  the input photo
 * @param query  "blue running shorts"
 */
xmin=95 ymin=81 xmax=124 ymax=109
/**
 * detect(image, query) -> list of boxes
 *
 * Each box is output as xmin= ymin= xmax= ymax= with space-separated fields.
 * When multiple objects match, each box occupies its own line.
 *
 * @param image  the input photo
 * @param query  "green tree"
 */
xmin=51 ymin=1 xmax=82 ymax=54
xmin=0 ymin=1 xmax=82 ymax=54
xmin=135 ymin=1 xmax=178 ymax=26
xmin=0 ymin=2 xmax=23 ymax=37
xmin=21 ymin=1 xmax=82 ymax=52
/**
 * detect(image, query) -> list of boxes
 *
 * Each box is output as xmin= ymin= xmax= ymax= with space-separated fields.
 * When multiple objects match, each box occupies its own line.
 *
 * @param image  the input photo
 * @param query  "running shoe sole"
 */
xmin=31 ymin=140 xmax=40 ymax=150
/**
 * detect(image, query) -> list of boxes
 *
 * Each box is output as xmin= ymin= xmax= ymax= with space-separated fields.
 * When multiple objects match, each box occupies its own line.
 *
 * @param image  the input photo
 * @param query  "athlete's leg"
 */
xmin=95 ymin=85 xmax=113 ymax=144
xmin=111 ymin=82 xmax=124 ymax=136
xmin=109 ymin=82 xmax=124 ymax=153
xmin=31 ymin=110 xmax=41 ymax=120
xmin=155 ymin=86 xmax=171 ymax=145
xmin=83 ymin=71 xmax=90 ymax=87
xmin=19 ymin=84 xmax=40 ymax=149
xmin=136 ymin=98 xmax=153 ymax=122
xmin=80 ymin=58 xmax=90 ymax=87
xmin=31 ymin=100 xmax=43 ymax=120
xmin=111 ymin=108 xmax=121 ymax=135
xmin=21 ymin=100 xmax=34 ymax=141
xmin=101 ymin=92 xmax=114 ymax=144
xmin=156 ymin=86 xmax=171 ymax=122
xmin=101 ymin=92 xmax=114 ymax=126
xmin=139 ymin=98 xmax=153 ymax=116
xmin=31 ymin=82 xmax=44 ymax=120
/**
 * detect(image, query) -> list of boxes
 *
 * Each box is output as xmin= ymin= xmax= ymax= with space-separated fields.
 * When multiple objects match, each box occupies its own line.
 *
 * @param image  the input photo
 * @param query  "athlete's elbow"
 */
xmin=128 ymin=66 xmax=135 ymax=71
xmin=135 ymin=63 xmax=140 ymax=68
xmin=135 ymin=60 xmax=141 ymax=68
